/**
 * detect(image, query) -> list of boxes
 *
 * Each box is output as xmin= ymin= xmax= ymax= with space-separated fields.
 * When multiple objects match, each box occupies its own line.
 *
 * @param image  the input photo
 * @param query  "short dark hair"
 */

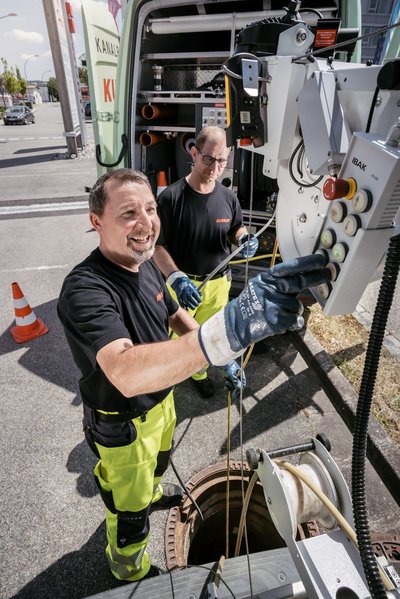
xmin=89 ymin=169 xmax=152 ymax=215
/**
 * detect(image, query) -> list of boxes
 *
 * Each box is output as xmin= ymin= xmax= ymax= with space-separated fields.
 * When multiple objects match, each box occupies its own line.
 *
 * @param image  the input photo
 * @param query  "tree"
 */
xmin=48 ymin=76 xmax=59 ymax=101
xmin=1 ymin=58 xmax=22 ymax=96
xmin=78 ymin=66 xmax=88 ymax=85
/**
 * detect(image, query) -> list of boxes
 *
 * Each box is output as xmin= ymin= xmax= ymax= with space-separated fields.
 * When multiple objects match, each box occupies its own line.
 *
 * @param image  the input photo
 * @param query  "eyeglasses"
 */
xmin=196 ymin=148 xmax=228 ymax=167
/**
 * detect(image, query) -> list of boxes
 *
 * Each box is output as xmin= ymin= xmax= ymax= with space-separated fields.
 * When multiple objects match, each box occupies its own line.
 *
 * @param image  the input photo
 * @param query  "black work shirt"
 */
xmin=57 ymin=248 xmax=178 ymax=414
xmin=156 ymin=178 xmax=243 ymax=275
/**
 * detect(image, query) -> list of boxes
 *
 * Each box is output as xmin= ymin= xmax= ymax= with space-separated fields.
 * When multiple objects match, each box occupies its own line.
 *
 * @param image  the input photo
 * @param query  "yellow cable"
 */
xmin=234 ymin=471 xmax=259 ymax=557
xmin=276 ymin=460 xmax=394 ymax=591
xmin=230 ymin=253 xmax=280 ymax=265
xmin=271 ymin=238 xmax=279 ymax=267
xmin=225 ymin=345 xmax=253 ymax=559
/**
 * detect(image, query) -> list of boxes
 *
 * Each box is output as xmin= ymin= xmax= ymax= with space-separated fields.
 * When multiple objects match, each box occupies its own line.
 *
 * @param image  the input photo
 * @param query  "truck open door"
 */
xmin=81 ymin=0 xmax=121 ymax=176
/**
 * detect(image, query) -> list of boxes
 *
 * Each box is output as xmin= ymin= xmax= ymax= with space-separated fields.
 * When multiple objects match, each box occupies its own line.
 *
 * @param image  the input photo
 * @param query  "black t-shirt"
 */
xmin=57 ymin=248 xmax=178 ymax=414
xmin=156 ymin=178 xmax=243 ymax=275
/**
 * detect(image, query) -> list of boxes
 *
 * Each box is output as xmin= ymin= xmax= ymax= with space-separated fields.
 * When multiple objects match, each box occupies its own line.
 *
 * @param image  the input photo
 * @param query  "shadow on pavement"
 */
xmin=67 ymin=439 xmax=98 ymax=498
xmin=1 ymin=297 xmax=358 ymax=458
xmin=13 ymin=146 xmax=67 ymax=154
xmin=0 ymin=152 xmax=66 ymax=168
xmin=0 ymin=298 xmax=80 ymax=398
xmin=11 ymin=522 xmax=127 ymax=599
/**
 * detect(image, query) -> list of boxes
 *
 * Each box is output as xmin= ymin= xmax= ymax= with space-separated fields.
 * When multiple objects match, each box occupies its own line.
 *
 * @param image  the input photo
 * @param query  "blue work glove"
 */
xmin=239 ymin=232 xmax=259 ymax=258
xmin=222 ymin=360 xmax=246 ymax=400
xmin=198 ymin=254 xmax=331 ymax=366
xmin=167 ymin=271 xmax=202 ymax=310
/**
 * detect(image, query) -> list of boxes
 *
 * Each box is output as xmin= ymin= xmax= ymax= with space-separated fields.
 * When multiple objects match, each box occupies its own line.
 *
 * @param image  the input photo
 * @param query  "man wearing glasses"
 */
xmin=154 ymin=126 xmax=258 ymax=399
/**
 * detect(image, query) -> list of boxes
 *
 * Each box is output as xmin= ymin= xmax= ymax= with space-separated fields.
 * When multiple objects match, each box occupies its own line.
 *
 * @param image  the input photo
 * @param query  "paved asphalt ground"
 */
xmin=0 ymin=103 xmax=399 ymax=599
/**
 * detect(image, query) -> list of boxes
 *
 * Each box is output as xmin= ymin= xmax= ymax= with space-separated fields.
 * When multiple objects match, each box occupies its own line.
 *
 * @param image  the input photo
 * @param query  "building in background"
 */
xmin=361 ymin=0 xmax=398 ymax=63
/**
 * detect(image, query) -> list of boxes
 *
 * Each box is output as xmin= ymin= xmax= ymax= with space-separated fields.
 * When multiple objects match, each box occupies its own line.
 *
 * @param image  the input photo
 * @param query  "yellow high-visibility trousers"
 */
xmin=89 ymin=390 xmax=176 ymax=581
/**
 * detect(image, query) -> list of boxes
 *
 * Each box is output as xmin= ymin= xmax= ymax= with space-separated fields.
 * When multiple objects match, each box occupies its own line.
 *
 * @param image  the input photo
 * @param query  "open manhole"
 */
xmin=166 ymin=461 xmax=311 ymax=569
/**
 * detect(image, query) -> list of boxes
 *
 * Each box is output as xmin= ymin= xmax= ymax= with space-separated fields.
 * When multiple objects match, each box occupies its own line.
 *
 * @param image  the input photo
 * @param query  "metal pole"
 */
xmin=24 ymin=55 xmax=39 ymax=101
xmin=42 ymin=0 xmax=79 ymax=157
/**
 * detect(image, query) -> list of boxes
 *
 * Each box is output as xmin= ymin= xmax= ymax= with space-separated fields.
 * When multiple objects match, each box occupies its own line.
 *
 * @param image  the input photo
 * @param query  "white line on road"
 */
xmin=0 ymin=136 xmax=64 ymax=142
xmin=0 ymin=201 xmax=87 ymax=215
xmin=0 ymin=171 xmax=94 ymax=178
xmin=0 ymin=264 xmax=71 ymax=273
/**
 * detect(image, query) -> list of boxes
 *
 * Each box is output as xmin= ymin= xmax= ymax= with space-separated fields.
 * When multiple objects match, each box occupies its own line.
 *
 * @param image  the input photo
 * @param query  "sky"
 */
xmin=0 ymin=0 xmax=112 ymax=81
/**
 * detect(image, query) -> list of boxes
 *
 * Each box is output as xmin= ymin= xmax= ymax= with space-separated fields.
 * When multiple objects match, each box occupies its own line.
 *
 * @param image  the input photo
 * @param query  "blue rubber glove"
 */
xmin=239 ymin=232 xmax=259 ymax=258
xmin=199 ymin=254 xmax=331 ymax=366
xmin=167 ymin=271 xmax=202 ymax=310
xmin=223 ymin=360 xmax=246 ymax=400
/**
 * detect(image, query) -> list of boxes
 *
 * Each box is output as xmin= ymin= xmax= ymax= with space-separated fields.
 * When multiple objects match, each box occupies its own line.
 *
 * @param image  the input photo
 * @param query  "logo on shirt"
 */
xmin=216 ymin=218 xmax=231 ymax=223
xmin=156 ymin=290 xmax=164 ymax=302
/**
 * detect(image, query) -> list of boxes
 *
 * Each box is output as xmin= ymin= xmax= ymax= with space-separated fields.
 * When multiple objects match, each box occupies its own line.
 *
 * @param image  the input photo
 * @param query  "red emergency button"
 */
xmin=323 ymin=177 xmax=357 ymax=200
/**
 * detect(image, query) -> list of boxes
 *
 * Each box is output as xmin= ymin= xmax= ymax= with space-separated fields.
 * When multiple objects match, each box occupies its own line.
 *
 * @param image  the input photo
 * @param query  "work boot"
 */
xmin=192 ymin=376 xmax=215 ymax=398
xmin=150 ymin=483 xmax=183 ymax=512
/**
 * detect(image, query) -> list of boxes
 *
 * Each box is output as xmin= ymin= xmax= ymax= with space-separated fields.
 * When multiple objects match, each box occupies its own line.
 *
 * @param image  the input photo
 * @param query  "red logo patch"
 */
xmin=216 ymin=218 xmax=231 ymax=223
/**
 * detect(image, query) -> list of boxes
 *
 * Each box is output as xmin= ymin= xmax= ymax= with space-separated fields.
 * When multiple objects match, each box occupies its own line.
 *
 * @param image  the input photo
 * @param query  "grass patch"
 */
xmin=305 ymin=304 xmax=400 ymax=447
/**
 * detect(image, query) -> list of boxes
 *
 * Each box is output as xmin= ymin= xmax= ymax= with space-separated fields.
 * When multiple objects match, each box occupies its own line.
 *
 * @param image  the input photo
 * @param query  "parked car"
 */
xmin=3 ymin=105 xmax=35 ymax=125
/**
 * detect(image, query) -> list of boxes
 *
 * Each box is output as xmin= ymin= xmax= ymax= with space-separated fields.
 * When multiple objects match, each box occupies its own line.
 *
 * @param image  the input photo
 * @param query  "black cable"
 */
xmin=166 ymin=568 xmax=175 ymax=599
xmin=288 ymin=139 xmax=323 ymax=188
xmin=169 ymin=456 xmax=204 ymax=522
xmin=183 ymin=564 xmax=238 ymax=598
xmin=295 ymin=19 xmax=400 ymax=62
xmin=296 ymin=141 xmax=305 ymax=178
xmin=299 ymin=8 xmax=324 ymax=19
xmin=351 ymin=234 xmax=400 ymax=598
xmin=366 ymin=86 xmax=380 ymax=133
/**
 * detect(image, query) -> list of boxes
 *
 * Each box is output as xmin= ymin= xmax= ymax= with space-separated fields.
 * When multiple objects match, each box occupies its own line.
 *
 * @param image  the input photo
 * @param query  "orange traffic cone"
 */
xmin=10 ymin=282 xmax=49 ymax=343
xmin=156 ymin=170 xmax=168 ymax=196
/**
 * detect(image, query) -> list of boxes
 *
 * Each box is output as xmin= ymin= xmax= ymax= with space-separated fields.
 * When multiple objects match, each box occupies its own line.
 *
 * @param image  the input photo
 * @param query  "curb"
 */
xmin=292 ymin=327 xmax=400 ymax=507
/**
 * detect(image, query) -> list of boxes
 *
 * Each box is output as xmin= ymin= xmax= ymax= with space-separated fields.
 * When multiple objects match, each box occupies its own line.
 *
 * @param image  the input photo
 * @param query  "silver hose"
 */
xmin=197 ymin=214 xmax=275 ymax=292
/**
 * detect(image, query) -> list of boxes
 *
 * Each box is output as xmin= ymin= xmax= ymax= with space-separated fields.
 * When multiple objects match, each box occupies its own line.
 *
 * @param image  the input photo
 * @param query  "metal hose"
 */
xmin=351 ymin=233 xmax=400 ymax=598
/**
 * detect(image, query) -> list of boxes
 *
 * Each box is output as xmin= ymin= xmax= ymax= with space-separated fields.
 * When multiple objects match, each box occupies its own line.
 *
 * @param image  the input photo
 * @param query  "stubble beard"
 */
xmin=129 ymin=244 xmax=155 ymax=265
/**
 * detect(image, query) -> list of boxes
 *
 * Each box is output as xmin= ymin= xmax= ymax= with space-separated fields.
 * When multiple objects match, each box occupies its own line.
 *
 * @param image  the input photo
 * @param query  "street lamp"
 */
xmin=0 ymin=12 xmax=18 ymax=19
xmin=24 ymin=54 xmax=39 ymax=100
xmin=41 ymin=69 xmax=52 ymax=82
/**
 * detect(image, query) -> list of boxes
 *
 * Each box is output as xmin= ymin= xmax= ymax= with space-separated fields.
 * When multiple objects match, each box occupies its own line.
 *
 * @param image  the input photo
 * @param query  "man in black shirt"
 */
xmin=154 ymin=126 xmax=259 ymax=399
xmin=58 ymin=168 xmax=331 ymax=583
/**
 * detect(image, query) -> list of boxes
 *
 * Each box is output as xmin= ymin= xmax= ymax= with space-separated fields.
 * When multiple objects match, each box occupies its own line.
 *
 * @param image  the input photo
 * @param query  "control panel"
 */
xmin=312 ymin=132 xmax=400 ymax=316
xmin=195 ymin=103 xmax=227 ymax=133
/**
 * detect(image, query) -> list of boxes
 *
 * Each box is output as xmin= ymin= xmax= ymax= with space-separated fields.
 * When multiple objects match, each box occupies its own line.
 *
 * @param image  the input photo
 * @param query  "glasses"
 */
xmin=196 ymin=148 xmax=228 ymax=167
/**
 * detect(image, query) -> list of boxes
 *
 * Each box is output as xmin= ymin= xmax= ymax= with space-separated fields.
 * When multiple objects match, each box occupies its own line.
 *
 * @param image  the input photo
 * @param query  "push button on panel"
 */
xmin=352 ymin=189 xmax=372 ymax=213
xmin=320 ymin=228 xmax=336 ymax=249
xmin=330 ymin=201 xmax=347 ymax=223
xmin=327 ymin=262 xmax=340 ymax=281
xmin=332 ymin=242 xmax=348 ymax=263
xmin=343 ymin=214 xmax=362 ymax=237
xmin=317 ymin=283 xmax=332 ymax=300
xmin=323 ymin=177 xmax=357 ymax=201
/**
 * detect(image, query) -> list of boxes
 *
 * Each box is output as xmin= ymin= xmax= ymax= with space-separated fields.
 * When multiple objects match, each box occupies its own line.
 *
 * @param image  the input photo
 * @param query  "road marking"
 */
xmin=0 ymin=264 xmax=71 ymax=273
xmin=0 ymin=136 xmax=64 ymax=142
xmin=0 ymin=200 xmax=88 ymax=216
xmin=0 ymin=171 xmax=94 ymax=178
